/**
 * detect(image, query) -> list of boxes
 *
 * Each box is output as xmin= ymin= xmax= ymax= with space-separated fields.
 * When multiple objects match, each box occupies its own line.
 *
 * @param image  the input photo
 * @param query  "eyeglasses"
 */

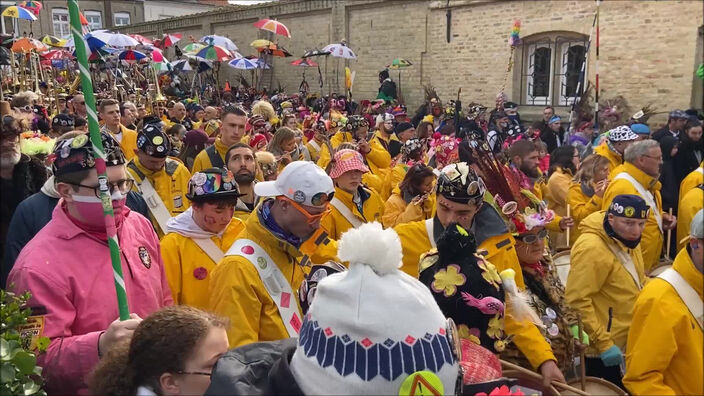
xmin=278 ymin=196 xmax=332 ymax=224
xmin=13 ymin=105 xmax=32 ymax=113
xmin=515 ymin=228 xmax=548 ymax=244
xmin=65 ymin=179 xmax=134 ymax=198
xmin=176 ymin=371 xmax=211 ymax=376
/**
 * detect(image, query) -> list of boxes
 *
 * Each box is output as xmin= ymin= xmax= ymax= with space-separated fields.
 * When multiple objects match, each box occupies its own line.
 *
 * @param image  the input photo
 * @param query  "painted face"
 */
xmin=193 ymin=202 xmax=235 ymax=234
xmin=435 ymin=194 xmax=481 ymax=230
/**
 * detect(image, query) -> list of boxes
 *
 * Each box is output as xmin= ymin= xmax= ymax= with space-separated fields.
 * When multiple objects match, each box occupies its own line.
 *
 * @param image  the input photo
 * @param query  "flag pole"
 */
xmin=68 ymin=0 xmax=130 ymax=320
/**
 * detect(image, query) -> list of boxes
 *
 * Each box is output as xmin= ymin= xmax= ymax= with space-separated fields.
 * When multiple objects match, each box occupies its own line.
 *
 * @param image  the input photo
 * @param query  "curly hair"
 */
xmin=89 ymin=306 xmax=227 ymax=395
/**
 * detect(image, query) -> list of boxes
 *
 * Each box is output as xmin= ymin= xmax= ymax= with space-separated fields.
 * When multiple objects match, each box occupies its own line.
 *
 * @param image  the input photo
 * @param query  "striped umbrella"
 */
xmin=129 ymin=34 xmax=152 ymax=45
xmin=91 ymin=31 xmax=139 ymax=48
xmin=152 ymin=60 xmax=172 ymax=73
xmin=253 ymin=19 xmax=291 ymax=38
xmin=150 ymin=48 xmax=165 ymax=62
xmin=118 ymin=49 xmax=147 ymax=62
xmin=182 ymin=42 xmax=205 ymax=54
xmin=201 ymin=35 xmax=238 ymax=52
xmin=227 ymin=57 xmax=257 ymax=70
xmin=19 ymin=1 xmax=42 ymax=16
xmin=195 ymin=44 xmax=231 ymax=61
xmin=1 ymin=6 xmax=38 ymax=21
xmin=42 ymin=49 xmax=73 ymax=60
xmin=162 ymin=33 xmax=182 ymax=48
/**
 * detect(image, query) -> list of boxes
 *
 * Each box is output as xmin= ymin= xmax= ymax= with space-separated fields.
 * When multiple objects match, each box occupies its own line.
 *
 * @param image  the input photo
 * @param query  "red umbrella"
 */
xmin=290 ymin=58 xmax=317 ymax=67
xmin=42 ymin=49 xmax=73 ymax=60
xmin=253 ymin=19 xmax=291 ymax=38
xmin=130 ymin=34 xmax=152 ymax=45
xmin=162 ymin=33 xmax=182 ymax=48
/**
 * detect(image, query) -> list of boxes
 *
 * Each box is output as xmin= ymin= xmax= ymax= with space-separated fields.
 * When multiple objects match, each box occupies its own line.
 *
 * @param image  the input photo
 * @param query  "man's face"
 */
xmin=220 ymin=114 xmax=247 ymax=146
xmin=399 ymin=128 xmax=415 ymax=142
xmin=204 ymin=107 xmax=218 ymax=121
xmin=549 ymin=122 xmax=560 ymax=132
xmin=676 ymin=118 xmax=687 ymax=131
xmin=227 ymin=147 xmax=256 ymax=184
xmin=382 ymin=119 xmax=394 ymax=133
xmin=435 ymin=194 xmax=481 ymax=230
xmin=279 ymin=198 xmax=329 ymax=238
xmin=353 ymin=125 xmax=369 ymax=141
xmin=100 ymin=104 xmax=121 ymax=128
xmin=0 ymin=135 xmax=21 ymax=169
xmin=515 ymin=226 xmax=546 ymax=264
xmin=635 ymin=146 xmax=662 ymax=178
xmin=137 ymin=106 xmax=147 ymax=119
xmin=543 ymin=108 xmax=553 ymax=122
xmin=135 ymin=149 xmax=166 ymax=172
xmin=608 ymin=214 xmax=646 ymax=242
xmin=517 ymin=150 xmax=540 ymax=178
xmin=195 ymin=110 xmax=205 ymax=121
xmin=127 ymin=93 xmax=137 ymax=102
xmin=72 ymin=95 xmax=86 ymax=116
xmin=498 ymin=116 xmax=509 ymax=129
xmin=58 ymin=166 xmax=129 ymax=217
xmin=192 ymin=202 xmax=235 ymax=234
xmin=121 ymin=108 xmax=135 ymax=126
xmin=687 ymin=126 xmax=703 ymax=142
xmin=173 ymin=103 xmax=187 ymax=120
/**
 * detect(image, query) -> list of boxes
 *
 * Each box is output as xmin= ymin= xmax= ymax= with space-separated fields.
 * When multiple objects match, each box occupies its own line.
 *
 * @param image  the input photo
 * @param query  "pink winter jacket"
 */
xmin=8 ymin=202 xmax=173 ymax=395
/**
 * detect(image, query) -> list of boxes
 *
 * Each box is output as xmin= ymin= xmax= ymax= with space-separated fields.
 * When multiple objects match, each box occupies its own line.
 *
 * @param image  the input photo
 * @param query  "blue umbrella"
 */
xmin=227 ymin=57 xmax=257 ymax=70
xmin=118 ymin=49 xmax=147 ymax=62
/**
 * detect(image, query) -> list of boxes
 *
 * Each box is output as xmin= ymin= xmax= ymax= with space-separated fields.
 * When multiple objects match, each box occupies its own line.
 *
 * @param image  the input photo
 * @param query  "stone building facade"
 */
xmin=118 ymin=0 xmax=702 ymax=124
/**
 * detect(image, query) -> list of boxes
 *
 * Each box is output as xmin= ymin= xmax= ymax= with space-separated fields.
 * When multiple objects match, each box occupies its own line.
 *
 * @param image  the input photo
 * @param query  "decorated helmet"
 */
xmin=186 ymin=168 xmax=242 ymax=202
xmin=436 ymin=162 xmax=486 ymax=205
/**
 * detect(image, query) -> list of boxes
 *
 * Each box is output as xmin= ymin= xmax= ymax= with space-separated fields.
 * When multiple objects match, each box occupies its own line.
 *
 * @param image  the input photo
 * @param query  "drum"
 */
xmin=553 ymin=250 xmax=571 ymax=287
xmin=500 ymin=369 xmax=560 ymax=396
xmin=563 ymin=377 xmax=627 ymax=395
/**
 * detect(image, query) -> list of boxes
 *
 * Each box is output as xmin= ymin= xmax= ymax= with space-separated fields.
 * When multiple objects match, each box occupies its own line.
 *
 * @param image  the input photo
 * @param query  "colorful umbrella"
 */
xmin=162 ymin=33 xmax=182 ymax=48
xmin=195 ymin=45 xmax=231 ymax=61
xmin=118 ymin=49 xmax=146 ymax=62
xmin=129 ymin=34 xmax=153 ymax=45
xmin=387 ymin=58 xmax=412 ymax=69
xmin=182 ymin=42 xmax=205 ymax=54
xmin=256 ymin=43 xmax=291 ymax=58
xmin=19 ymin=1 xmax=42 ymax=16
xmin=227 ymin=57 xmax=257 ymax=70
xmin=253 ymin=19 xmax=291 ymax=38
xmin=171 ymin=58 xmax=193 ymax=72
xmin=291 ymin=58 xmax=318 ymax=67
xmin=2 ymin=6 xmax=38 ymax=21
xmin=11 ymin=37 xmax=47 ymax=52
xmin=255 ymin=58 xmax=271 ymax=69
xmin=91 ymin=31 xmax=139 ymax=48
xmin=250 ymin=39 xmax=273 ymax=49
xmin=41 ymin=35 xmax=67 ymax=48
xmin=323 ymin=42 xmax=356 ymax=59
xmin=201 ymin=35 xmax=238 ymax=52
xmin=302 ymin=48 xmax=330 ymax=58
xmin=152 ymin=61 xmax=172 ymax=73
xmin=63 ymin=33 xmax=106 ymax=52
xmin=42 ymin=49 xmax=73 ymax=60
xmin=150 ymin=48 xmax=165 ymax=62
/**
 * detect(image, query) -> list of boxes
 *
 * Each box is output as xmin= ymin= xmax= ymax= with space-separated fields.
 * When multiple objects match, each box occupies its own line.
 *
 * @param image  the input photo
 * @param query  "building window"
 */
xmin=52 ymin=8 xmax=70 ymax=38
xmin=114 ymin=12 xmax=130 ymax=27
xmin=84 ymin=10 xmax=102 ymax=30
xmin=518 ymin=33 xmax=588 ymax=106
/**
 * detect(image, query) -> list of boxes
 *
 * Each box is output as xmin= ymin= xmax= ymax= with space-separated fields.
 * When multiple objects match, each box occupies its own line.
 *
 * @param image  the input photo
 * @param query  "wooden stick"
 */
xmin=666 ymin=207 xmax=673 ymax=258
xmin=577 ymin=313 xmax=586 ymax=391
xmin=500 ymin=359 xmax=591 ymax=396
xmin=566 ymin=204 xmax=572 ymax=248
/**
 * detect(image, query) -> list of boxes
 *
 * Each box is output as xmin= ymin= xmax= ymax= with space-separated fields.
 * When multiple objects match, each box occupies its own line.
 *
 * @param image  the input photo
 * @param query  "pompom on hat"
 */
xmin=608 ymin=125 xmax=639 ymax=142
xmin=289 ymin=222 xmax=462 ymax=396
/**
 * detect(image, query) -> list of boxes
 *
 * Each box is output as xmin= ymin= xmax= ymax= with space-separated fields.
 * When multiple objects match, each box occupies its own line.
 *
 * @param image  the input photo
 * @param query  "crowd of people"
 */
xmin=0 ymin=67 xmax=702 ymax=396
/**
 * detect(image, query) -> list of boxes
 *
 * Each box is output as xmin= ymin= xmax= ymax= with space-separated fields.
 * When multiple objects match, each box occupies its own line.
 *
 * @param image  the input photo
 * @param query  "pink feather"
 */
xmin=461 ymin=292 xmax=505 ymax=315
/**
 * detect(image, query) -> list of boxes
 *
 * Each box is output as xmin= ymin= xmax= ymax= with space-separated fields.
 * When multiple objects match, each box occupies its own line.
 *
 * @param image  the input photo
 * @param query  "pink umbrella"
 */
xmin=150 ymin=48 xmax=164 ymax=62
xmin=253 ymin=19 xmax=291 ymax=38
xmin=129 ymin=34 xmax=152 ymax=45
xmin=162 ymin=33 xmax=182 ymax=48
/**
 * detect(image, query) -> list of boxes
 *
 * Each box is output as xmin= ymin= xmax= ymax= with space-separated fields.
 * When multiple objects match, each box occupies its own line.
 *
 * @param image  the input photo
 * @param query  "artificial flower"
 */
xmin=431 ymin=264 xmax=466 ymax=297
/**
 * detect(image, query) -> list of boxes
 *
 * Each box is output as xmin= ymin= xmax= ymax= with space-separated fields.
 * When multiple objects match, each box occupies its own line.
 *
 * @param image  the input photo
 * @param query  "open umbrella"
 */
xmin=42 ymin=49 xmax=73 ymax=60
xmin=323 ymin=42 xmax=356 ymax=59
xmin=386 ymin=58 xmax=412 ymax=102
xmin=256 ymin=58 xmax=271 ymax=69
xmin=91 ymin=31 xmax=139 ymax=48
xmin=19 ymin=1 xmax=42 ymax=15
xmin=2 ymin=6 xmax=38 ymax=21
xmin=196 ymin=44 xmax=232 ymax=61
xmin=227 ymin=57 xmax=257 ymax=70
xmin=129 ymin=34 xmax=153 ymax=45
xmin=253 ymin=19 xmax=291 ymax=38
xmin=149 ymin=48 xmax=165 ymax=62
xmin=201 ymin=35 xmax=238 ymax=52
xmin=11 ymin=37 xmax=47 ymax=52
xmin=256 ymin=43 xmax=291 ymax=58
xmin=250 ymin=39 xmax=273 ymax=49
xmin=152 ymin=60 xmax=172 ymax=73
xmin=41 ymin=35 xmax=67 ymax=48
xmin=291 ymin=58 xmax=318 ymax=67
xmin=171 ymin=58 xmax=194 ymax=72
xmin=182 ymin=42 xmax=205 ymax=54
xmin=302 ymin=48 xmax=330 ymax=58
xmin=63 ymin=33 xmax=106 ymax=52
xmin=118 ymin=49 xmax=146 ymax=62
xmin=162 ymin=33 xmax=182 ymax=48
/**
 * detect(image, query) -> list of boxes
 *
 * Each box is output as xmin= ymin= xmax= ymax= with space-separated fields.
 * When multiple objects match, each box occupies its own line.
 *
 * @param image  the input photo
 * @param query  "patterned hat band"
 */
xmin=186 ymin=168 xmax=241 ymax=201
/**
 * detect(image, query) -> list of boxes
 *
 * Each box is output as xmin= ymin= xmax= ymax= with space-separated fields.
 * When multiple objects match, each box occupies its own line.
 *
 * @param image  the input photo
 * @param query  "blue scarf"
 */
xmin=258 ymin=200 xmax=302 ymax=248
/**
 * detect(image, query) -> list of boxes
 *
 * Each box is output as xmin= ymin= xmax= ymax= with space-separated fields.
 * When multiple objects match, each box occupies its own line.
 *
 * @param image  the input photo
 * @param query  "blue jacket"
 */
xmin=1 ymin=191 xmax=149 ymax=287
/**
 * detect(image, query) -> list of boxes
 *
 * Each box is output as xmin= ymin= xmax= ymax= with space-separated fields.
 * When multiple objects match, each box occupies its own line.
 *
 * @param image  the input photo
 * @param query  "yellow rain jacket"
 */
xmin=191 ymin=137 xmax=229 ymax=174
xmin=565 ymin=211 xmax=645 ymax=356
xmin=623 ymin=248 xmax=703 ymax=396
xmin=676 ymin=186 xmax=703 ymax=252
xmin=397 ymin=213 xmax=557 ymax=369
xmin=679 ymin=165 xmax=703 ymax=209
xmin=602 ymin=162 xmax=664 ymax=272
xmin=109 ymin=124 xmax=138 ymax=162
xmin=545 ymin=168 xmax=572 ymax=248
xmin=160 ymin=218 xmax=245 ymax=309
xmin=127 ymin=157 xmax=191 ymax=234
xmin=208 ymin=202 xmax=337 ymax=347
xmin=566 ymin=182 xmax=603 ymax=245
xmin=372 ymin=129 xmax=398 ymax=151
xmin=305 ymin=138 xmax=325 ymax=163
xmin=321 ymin=186 xmax=384 ymax=241
xmin=382 ymin=186 xmax=435 ymax=228
xmin=594 ymin=143 xmax=623 ymax=175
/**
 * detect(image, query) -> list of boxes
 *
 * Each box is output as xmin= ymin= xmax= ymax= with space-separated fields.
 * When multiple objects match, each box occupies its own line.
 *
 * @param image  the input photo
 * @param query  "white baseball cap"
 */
xmin=254 ymin=161 xmax=334 ymax=207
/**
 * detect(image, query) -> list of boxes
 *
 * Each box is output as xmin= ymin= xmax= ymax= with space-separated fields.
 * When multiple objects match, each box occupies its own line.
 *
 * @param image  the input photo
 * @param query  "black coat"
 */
xmin=205 ymin=338 xmax=303 ymax=396
xmin=673 ymin=134 xmax=704 ymax=184
xmin=377 ymin=80 xmax=397 ymax=102
xmin=658 ymin=136 xmax=680 ymax=214
xmin=539 ymin=123 xmax=565 ymax=154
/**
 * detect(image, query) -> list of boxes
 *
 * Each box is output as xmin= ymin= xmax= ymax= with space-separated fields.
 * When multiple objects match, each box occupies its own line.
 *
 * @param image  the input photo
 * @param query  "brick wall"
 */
xmin=118 ymin=0 xmax=703 ymax=126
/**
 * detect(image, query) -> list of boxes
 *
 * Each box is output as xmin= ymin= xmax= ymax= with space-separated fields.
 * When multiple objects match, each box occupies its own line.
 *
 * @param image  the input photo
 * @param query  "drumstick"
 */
xmin=566 ymin=204 xmax=571 ymax=248
xmin=500 ymin=360 xmax=591 ymax=396
xmin=577 ymin=314 xmax=586 ymax=391
xmin=666 ymin=208 xmax=673 ymax=259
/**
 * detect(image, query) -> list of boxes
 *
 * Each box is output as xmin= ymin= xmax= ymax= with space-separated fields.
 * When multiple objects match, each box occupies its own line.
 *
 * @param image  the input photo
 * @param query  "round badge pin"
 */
xmin=257 ymin=256 xmax=267 ymax=269
xmin=152 ymin=135 xmax=164 ymax=145
xmin=293 ymin=190 xmax=306 ymax=203
xmin=156 ymin=145 xmax=165 ymax=153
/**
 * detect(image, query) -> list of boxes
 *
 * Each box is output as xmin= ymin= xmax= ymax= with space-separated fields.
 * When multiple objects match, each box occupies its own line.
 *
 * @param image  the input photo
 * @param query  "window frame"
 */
xmin=83 ymin=10 xmax=102 ymax=31
xmin=52 ymin=7 xmax=70 ymax=38
xmin=525 ymin=42 xmax=554 ymax=106
xmin=113 ymin=11 xmax=131 ymax=27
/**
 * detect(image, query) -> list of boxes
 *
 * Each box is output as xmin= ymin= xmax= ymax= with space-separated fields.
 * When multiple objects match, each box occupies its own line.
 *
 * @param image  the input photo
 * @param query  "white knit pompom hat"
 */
xmin=290 ymin=222 xmax=460 ymax=395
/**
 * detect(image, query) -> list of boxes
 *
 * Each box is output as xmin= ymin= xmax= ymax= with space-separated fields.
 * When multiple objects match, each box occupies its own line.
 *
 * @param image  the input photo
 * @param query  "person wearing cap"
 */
xmin=623 ymin=209 xmax=703 ymax=396
xmin=387 ymin=137 xmax=428 ymax=190
xmin=7 ymin=132 xmax=172 ymax=395
xmin=321 ymin=149 xmax=384 ymax=240
xmin=99 ymin=99 xmax=138 ymax=162
xmin=49 ymin=113 xmax=75 ymax=138
xmin=127 ymin=123 xmax=192 ymax=236
xmin=594 ymin=125 xmax=640 ymax=174
xmin=629 ymin=123 xmax=651 ymax=140
xmin=192 ymin=106 xmax=249 ymax=173
xmin=602 ymin=139 xmax=677 ymax=271
xmin=208 ymin=161 xmax=338 ymax=348
xmin=225 ymin=143 xmax=258 ymax=221
xmin=394 ymin=163 xmax=565 ymax=385
xmin=542 ymin=115 xmax=565 ymax=154
xmin=388 ymin=122 xmax=415 ymax=159
xmin=486 ymin=111 xmax=514 ymax=154
xmin=160 ymin=168 xmax=246 ymax=310
xmin=207 ymin=222 xmax=474 ymax=396
xmin=372 ymin=112 xmax=397 ymax=153
xmin=652 ymin=109 xmax=688 ymax=142
xmin=566 ymin=194 xmax=649 ymax=388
